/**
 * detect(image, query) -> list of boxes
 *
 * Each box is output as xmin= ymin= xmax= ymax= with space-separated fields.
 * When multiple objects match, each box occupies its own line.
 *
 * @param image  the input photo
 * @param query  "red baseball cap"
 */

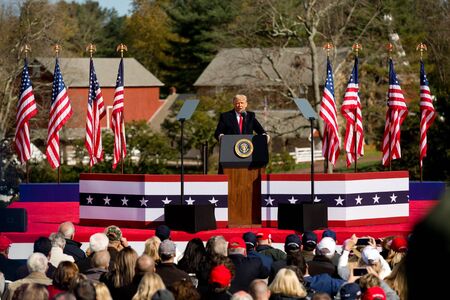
xmin=228 ymin=237 xmax=246 ymax=249
xmin=390 ymin=236 xmax=408 ymax=252
xmin=0 ymin=235 xmax=12 ymax=251
xmin=209 ymin=264 xmax=232 ymax=287
xmin=362 ymin=286 xmax=386 ymax=300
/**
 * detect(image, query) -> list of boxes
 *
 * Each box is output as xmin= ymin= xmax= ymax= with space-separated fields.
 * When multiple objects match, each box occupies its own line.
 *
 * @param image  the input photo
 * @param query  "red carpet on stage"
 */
xmin=6 ymin=200 xmax=437 ymax=244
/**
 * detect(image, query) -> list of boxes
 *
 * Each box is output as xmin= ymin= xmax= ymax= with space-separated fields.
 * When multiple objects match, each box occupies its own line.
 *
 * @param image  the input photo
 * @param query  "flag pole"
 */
xmin=54 ymin=44 xmax=62 ymax=184
xmin=416 ymin=42 xmax=427 ymax=182
xmin=323 ymin=42 xmax=333 ymax=173
xmin=352 ymin=43 xmax=362 ymax=173
xmin=21 ymin=44 xmax=31 ymax=183
xmin=86 ymin=43 xmax=96 ymax=173
xmin=116 ymin=43 xmax=127 ymax=174
xmin=386 ymin=43 xmax=394 ymax=171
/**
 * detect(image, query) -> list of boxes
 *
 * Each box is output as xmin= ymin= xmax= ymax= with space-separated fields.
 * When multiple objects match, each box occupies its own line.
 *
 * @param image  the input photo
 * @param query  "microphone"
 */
xmin=241 ymin=111 xmax=247 ymax=118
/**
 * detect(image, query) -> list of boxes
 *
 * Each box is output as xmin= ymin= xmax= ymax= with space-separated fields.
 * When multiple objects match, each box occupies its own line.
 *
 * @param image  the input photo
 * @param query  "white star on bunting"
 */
xmin=140 ymin=197 xmax=148 ymax=207
xmin=334 ymin=196 xmax=344 ymax=206
xmin=390 ymin=193 xmax=397 ymax=203
xmin=103 ymin=196 xmax=111 ymax=205
xmin=313 ymin=196 xmax=321 ymax=203
xmin=209 ymin=197 xmax=219 ymax=205
xmin=372 ymin=194 xmax=380 ymax=204
xmin=265 ymin=196 xmax=275 ymax=206
xmin=355 ymin=195 xmax=363 ymax=205
xmin=121 ymin=197 xmax=129 ymax=206
xmin=162 ymin=197 xmax=172 ymax=205
xmin=288 ymin=196 xmax=298 ymax=204
xmin=86 ymin=195 xmax=93 ymax=204
xmin=185 ymin=197 xmax=195 ymax=205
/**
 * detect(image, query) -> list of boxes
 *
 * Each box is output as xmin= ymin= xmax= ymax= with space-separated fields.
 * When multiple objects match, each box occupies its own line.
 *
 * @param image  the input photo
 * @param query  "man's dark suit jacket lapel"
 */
xmin=229 ymin=110 xmax=241 ymax=134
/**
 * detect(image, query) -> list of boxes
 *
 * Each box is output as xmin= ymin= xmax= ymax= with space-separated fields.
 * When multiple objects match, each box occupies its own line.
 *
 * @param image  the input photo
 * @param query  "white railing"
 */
xmin=289 ymin=147 xmax=324 ymax=163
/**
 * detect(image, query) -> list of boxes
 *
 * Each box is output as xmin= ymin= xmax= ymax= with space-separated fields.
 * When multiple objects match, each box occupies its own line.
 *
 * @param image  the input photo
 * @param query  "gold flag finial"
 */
xmin=116 ymin=43 xmax=128 ymax=58
xmin=86 ymin=43 xmax=97 ymax=58
xmin=21 ymin=44 xmax=31 ymax=58
xmin=416 ymin=43 xmax=427 ymax=59
xmin=352 ymin=43 xmax=362 ymax=57
xmin=54 ymin=44 xmax=62 ymax=57
xmin=386 ymin=43 xmax=394 ymax=58
xmin=323 ymin=42 xmax=334 ymax=57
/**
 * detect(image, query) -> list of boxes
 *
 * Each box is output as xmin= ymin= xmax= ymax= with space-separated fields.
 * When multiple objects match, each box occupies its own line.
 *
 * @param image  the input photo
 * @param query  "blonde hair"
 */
xmin=110 ymin=247 xmax=138 ymax=288
xmin=233 ymin=94 xmax=247 ymax=103
xmin=269 ymin=268 xmax=307 ymax=298
xmin=94 ymin=282 xmax=112 ymax=300
xmin=386 ymin=249 xmax=406 ymax=269
xmin=384 ymin=257 xmax=408 ymax=300
xmin=144 ymin=236 xmax=161 ymax=263
xmin=132 ymin=273 xmax=166 ymax=300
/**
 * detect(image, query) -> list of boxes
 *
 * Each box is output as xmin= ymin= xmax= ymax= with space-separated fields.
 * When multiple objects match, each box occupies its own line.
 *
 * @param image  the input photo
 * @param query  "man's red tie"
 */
xmin=239 ymin=114 xmax=243 ymax=133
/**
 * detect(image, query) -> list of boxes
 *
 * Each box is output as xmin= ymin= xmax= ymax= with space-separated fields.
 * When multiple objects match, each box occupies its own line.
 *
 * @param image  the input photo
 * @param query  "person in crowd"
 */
xmin=151 ymin=289 xmax=175 ymax=300
xmin=16 ymin=237 xmax=56 ymax=280
xmin=84 ymin=250 xmax=110 ymax=281
xmin=311 ymin=292 xmax=332 ymax=300
xmin=11 ymin=283 xmax=49 ymax=300
xmin=308 ymin=237 xmax=338 ymax=277
xmin=168 ymin=279 xmax=200 ymax=300
xmin=54 ymin=292 xmax=76 ymax=300
xmin=129 ymin=255 xmax=156 ymax=297
xmin=243 ymin=232 xmax=273 ymax=272
xmin=385 ymin=237 xmax=407 ymax=269
xmin=155 ymin=240 xmax=190 ymax=288
xmin=144 ymin=236 xmax=161 ymax=265
xmin=72 ymin=278 xmax=96 ymax=300
xmin=0 ymin=235 xmax=24 ymax=281
xmin=177 ymin=237 xmax=206 ymax=278
xmin=269 ymin=234 xmax=302 ymax=283
xmin=338 ymin=282 xmax=362 ymax=300
xmin=202 ymin=264 xmax=234 ymax=300
xmin=269 ymin=268 xmax=308 ymax=300
xmin=321 ymin=229 xmax=341 ymax=266
xmin=77 ymin=233 xmax=109 ymax=273
xmin=301 ymin=231 xmax=318 ymax=262
xmin=49 ymin=232 xmax=75 ymax=268
xmin=249 ymin=279 xmax=271 ymax=300
xmin=47 ymin=261 xmax=79 ymax=298
xmin=227 ymin=237 xmax=269 ymax=293
xmin=132 ymin=272 xmax=166 ymax=300
xmin=361 ymin=286 xmax=386 ymax=300
xmin=231 ymin=290 xmax=253 ymax=300
xmin=338 ymin=235 xmax=391 ymax=280
xmin=155 ymin=225 xmax=182 ymax=262
xmin=6 ymin=253 xmax=52 ymax=300
xmin=358 ymin=273 xmax=398 ymax=300
xmin=101 ymin=247 xmax=138 ymax=300
xmin=256 ymin=232 xmax=286 ymax=262
xmin=104 ymin=225 xmax=129 ymax=262
xmin=384 ymin=256 xmax=407 ymax=300
xmin=93 ymin=281 xmax=113 ymax=300
xmin=58 ymin=221 xmax=86 ymax=262
xmin=197 ymin=235 xmax=229 ymax=294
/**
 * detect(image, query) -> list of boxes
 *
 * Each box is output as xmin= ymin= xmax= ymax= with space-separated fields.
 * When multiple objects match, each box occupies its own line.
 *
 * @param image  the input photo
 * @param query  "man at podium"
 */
xmin=214 ymin=94 xmax=268 ymax=141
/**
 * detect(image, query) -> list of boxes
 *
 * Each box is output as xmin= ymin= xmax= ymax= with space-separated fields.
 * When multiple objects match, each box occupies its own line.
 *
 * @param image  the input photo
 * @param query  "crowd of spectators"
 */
xmin=0 ymin=222 xmax=410 ymax=300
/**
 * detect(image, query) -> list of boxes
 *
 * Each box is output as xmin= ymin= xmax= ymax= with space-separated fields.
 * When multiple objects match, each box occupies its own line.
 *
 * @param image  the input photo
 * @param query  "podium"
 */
xmin=219 ymin=135 xmax=268 ymax=227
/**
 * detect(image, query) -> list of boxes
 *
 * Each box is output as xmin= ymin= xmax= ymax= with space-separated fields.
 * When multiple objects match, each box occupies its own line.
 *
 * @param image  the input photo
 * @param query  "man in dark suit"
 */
xmin=214 ymin=94 xmax=268 ymax=141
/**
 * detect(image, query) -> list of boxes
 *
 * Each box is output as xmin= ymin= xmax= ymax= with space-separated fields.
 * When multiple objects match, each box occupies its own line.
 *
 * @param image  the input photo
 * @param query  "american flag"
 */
xmin=381 ymin=59 xmax=408 ymax=166
xmin=85 ymin=58 xmax=106 ymax=167
xmin=419 ymin=60 xmax=435 ymax=167
xmin=14 ymin=59 xmax=38 ymax=164
xmin=319 ymin=58 xmax=340 ymax=166
xmin=341 ymin=57 xmax=364 ymax=167
xmin=111 ymin=58 xmax=126 ymax=170
xmin=46 ymin=58 xmax=73 ymax=169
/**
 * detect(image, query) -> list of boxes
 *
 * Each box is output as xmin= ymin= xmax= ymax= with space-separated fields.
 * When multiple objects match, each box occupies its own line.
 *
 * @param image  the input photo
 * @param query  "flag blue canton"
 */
xmin=20 ymin=60 xmax=32 ymax=95
xmin=420 ymin=61 xmax=428 ymax=86
xmin=88 ymin=59 xmax=100 ymax=106
xmin=348 ymin=57 xmax=358 ymax=84
xmin=115 ymin=59 xmax=124 ymax=88
xmin=389 ymin=59 xmax=400 ymax=85
xmin=325 ymin=59 xmax=335 ymax=95
xmin=51 ymin=58 xmax=66 ymax=102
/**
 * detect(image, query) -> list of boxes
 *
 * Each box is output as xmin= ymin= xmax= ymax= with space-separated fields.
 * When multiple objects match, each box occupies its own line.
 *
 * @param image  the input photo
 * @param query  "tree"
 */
xmin=162 ymin=0 xmax=239 ymax=92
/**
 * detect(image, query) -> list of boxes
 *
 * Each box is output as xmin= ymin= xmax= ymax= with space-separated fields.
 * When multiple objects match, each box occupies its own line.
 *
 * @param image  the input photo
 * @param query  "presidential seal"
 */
xmin=234 ymin=138 xmax=253 ymax=158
